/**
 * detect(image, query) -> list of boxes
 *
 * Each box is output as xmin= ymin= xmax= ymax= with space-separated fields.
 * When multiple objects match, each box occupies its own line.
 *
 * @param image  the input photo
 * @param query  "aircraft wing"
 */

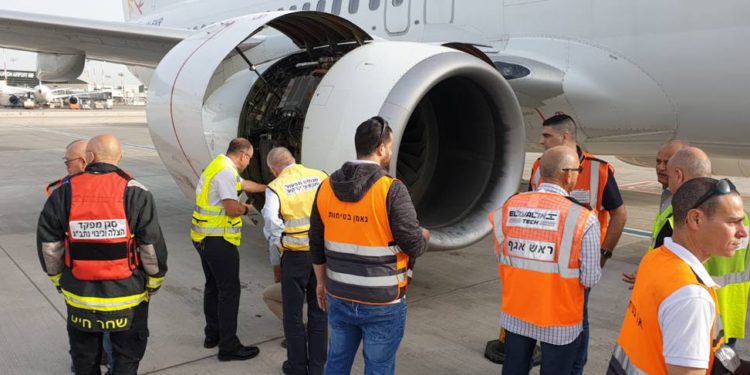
xmin=0 ymin=10 xmax=193 ymax=67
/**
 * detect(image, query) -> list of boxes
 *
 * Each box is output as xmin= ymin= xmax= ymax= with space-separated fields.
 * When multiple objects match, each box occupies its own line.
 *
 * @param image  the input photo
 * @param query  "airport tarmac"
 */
xmin=1 ymin=109 xmax=749 ymax=374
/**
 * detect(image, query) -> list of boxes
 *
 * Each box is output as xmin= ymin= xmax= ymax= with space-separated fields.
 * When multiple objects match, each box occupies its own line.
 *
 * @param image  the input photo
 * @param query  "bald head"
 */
xmin=540 ymin=146 xmax=580 ymax=192
xmin=86 ymin=134 xmax=122 ymax=165
xmin=667 ymin=147 xmax=712 ymax=193
xmin=64 ymin=139 xmax=88 ymax=175
xmin=656 ymin=140 xmax=689 ymax=187
xmin=266 ymin=147 xmax=296 ymax=176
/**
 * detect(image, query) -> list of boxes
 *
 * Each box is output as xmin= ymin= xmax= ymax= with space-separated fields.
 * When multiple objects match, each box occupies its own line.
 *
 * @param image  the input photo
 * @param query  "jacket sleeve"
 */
xmin=36 ymin=185 xmax=70 ymax=288
xmin=125 ymin=180 xmax=168 ymax=292
xmin=386 ymin=180 xmax=427 ymax=258
xmin=309 ymin=188 xmax=326 ymax=265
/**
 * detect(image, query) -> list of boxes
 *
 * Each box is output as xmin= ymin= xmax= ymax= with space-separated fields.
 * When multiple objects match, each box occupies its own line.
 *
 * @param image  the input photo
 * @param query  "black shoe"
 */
xmin=280 ymin=339 xmax=287 ymax=348
xmin=282 ymin=360 xmax=293 ymax=375
xmin=484 ymin=339 xmax=542 ymax=367
xmin=218 ymin=345 xmax=260 ymax=361
xmin=204 ymin=337 xmax=219 ymax=349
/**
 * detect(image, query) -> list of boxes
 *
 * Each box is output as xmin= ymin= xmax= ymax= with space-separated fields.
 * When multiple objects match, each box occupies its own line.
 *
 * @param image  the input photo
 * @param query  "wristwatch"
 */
xmin=601 ymin=248 xmax=613 ymax=259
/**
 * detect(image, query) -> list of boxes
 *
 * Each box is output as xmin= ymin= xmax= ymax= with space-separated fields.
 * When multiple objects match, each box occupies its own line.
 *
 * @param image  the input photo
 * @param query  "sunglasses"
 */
xmin=561 ymin=166 xmax=583 ymax=173
xmin=691 ymin=178 xmax=737 ymax=210
xmin=372 ymin=116 xmax=390 ymax=147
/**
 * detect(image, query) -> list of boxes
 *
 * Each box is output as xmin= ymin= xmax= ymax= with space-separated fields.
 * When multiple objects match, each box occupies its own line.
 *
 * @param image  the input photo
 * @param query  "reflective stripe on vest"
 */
xmin=491 ymin=191 xmax=590 ymax=327
xmin=62 ymin=289 xmax=148 ymax=312
xmin=191 ymin=154 xmax=243 ymax=246
xmin=612 ymin=245 xmax=722 ymax=374
xmin=267 ymin=164 xmax=327 ymax=252
xmin=317 ymin=175 xmax=411 ymax=305
xmin=66 ymin=170 xmax=135 ymax=281
xmin=649 ymin=205 xmax=673 ymax=251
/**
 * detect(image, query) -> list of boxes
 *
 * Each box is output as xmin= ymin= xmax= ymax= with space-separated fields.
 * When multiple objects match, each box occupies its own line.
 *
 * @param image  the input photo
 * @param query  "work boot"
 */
xmin=218 ymin=345 xmax=260 ymax=361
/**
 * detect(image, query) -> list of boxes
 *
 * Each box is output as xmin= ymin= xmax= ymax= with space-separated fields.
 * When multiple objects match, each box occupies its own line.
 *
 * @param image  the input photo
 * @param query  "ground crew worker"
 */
xmin=310 ymin=116 xmax=430 ymax=375
xmin=665 ymin=148 xmax=750 ymax=346
xmin=45 ymin=139 xmax=88 ymax=196
xmin=608 ymin=177 xmax=747 ymax=375
xmin=262 ymin=146 xmax=328 ymax=375
xmin=491 ymin=146 xmax=601 ymax=374
xmin=622 ymin=140 xmax=689 ymax=285
xmin=191 ymin=137 xmax=266 ymax=361
xmin=37 ymin=134 xmax=168 ymax=374
xmin=489 ymin=114 xmax=625 ymax=370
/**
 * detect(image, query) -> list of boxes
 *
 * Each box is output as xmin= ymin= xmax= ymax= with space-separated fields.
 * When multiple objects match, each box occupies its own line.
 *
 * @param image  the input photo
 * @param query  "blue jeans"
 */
xmin=502 ymin=330 xmax=582 ymax=375
xmin=324 ymin=296 xmax=406 ymax=375
xmin=103 ymin=332 xmax=115 ymax=372
xmin=571 ymin=288 xmax=591 ymax=375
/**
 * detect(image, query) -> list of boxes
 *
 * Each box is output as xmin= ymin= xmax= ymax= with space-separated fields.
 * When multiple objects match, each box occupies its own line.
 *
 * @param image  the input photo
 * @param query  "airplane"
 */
xmin=0 ymin=0 xmax=748 ymax=250
xmin=0 ymin=81 xmax=34 ymax=107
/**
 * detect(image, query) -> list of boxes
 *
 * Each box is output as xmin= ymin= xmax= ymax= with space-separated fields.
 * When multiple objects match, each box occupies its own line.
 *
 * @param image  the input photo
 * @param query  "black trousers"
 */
xmin=282 ymin=251 xmax=327 ymax=375
xmin=68 ymin=302 xmax=149 ymax=375
xmin=195 ymin=237 xmax=242 ymax=352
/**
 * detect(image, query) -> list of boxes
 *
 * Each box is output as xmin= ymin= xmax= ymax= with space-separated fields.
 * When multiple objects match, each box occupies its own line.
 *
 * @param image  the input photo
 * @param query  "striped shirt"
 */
xmin=500 ymin=183 xmax=601 ymax=345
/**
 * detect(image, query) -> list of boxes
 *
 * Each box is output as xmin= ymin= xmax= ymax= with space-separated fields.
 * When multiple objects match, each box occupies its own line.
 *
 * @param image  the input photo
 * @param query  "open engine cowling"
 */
xmin=148 ymin=11 xmax=525 ymax=250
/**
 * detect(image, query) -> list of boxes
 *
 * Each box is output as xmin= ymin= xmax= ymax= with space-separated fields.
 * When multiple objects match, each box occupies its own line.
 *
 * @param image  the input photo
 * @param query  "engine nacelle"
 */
xmin=8 ymin=94 xmax=20 ymax=106
xmin=37 ymin=53 xmax=85 ymax=82
xmin=148 ymin=11 xmax=525 ymax=250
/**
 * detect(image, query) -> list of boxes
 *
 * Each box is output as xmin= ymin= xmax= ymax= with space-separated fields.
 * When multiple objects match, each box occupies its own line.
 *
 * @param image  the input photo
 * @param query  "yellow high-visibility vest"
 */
xmin=267 ymin=164 xmax=327 ymax=252
xmin=649 ymin=204 xmax=673 ymax=250
xmin=705 ymin=213 xmax=750 ymax=339
xmin=190 ymin=155 xmax=243 ymax=246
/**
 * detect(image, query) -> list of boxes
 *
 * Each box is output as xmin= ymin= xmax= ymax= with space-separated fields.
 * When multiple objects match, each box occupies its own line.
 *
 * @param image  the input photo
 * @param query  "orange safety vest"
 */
xmin=490 ymin=191 xmax=590 ymax=327
xmin=610 ymin=246 xmax=723 ymax=374
xmin=530 ymin=150 xmax=612 ymax=240
xmin=65 ymin=169 xmax=138 ymax=281
xmin=45 ymin=176 xmax=65 ymax=197
xmin=316 ymin=175 xmax=411 ymax=305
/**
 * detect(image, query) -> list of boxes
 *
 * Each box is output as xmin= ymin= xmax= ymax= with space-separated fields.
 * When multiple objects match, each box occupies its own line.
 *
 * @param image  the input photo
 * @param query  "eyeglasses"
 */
xmin=372 ymin=116 xmax=390 ymax=147
xmin=63 ymin=157 xmax=84 ymax=166
xmin=691 ymin=178 xmax=737 ymax=210
xmin=561 ymin=166 xmax=583 ymax=173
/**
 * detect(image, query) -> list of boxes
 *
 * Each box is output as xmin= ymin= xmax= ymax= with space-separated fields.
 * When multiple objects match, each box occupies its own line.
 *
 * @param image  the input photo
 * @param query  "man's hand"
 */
xmin=242 ymin=180 xmax=266 ymax=194
xmin=421 ymin=228 xmax=431 ymax=242
xmin=622 ymin=271 xmax=637 ymax=286
xmin=316 ymin=283 xmax=327 ymax=311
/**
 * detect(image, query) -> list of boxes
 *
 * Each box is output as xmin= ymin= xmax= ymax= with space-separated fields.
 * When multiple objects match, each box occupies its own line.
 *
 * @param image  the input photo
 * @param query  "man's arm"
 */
xmin=601 ymin=168 xmax=626 ymax=266
xmin=666 ymin=365 xmax=709 ymax=375
xmin=241 ymin=179 xmax=266 ymax=194
xmin=386 ymin=180 xmax=428 ymax=258
xmin=579 ymin=213 xmax=602 ymax=288
xmin=261 ymin=189 xmax=284 ymax=281
xmin=660 ymin=286 xmax=715 ymax=372
xmin=126 ymin=180 xmax=168 ymax=294
xmin=37 ymin=186 xmax=68 ymax=290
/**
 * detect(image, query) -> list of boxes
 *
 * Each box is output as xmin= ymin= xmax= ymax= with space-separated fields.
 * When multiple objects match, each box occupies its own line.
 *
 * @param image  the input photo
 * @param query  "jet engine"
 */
xmin=37 ymin=53 xmax=85 ymax=82
xmin=8 ymin=94 xmax=20 ymax=106
xmin=148 ymin=11 xmax=525 ymax=250
xmin=68 ymin=96 xmax=79 ymax=105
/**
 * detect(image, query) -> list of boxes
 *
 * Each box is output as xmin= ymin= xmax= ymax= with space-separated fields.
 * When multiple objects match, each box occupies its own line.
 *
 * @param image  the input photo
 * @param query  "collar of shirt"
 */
xmin=663 ymin=237 xmax=719 ymax=288
xmin=220 ymin=154 xmax=239 ymax=173
xmin=536 ymin=183 xmax=570 ymax=196
xmin=350 ymin=159 xmax=379 ymax=165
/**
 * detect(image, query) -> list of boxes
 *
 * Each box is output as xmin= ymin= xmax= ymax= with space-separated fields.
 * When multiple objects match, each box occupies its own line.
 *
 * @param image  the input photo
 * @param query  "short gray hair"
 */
xmin=669 ymin=147 xmax=712 ymax=179
xmin=266 ymin=147 xmax=295 ymax=171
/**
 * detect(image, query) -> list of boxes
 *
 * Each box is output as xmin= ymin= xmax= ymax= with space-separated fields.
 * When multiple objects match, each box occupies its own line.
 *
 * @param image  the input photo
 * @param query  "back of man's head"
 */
xmin=540 ymin=145 xmax=578 ymax=180
xmin=542 ymin=113 xmax=577 ymax=139
xmin=86 ymin=134 xmax=122 ymax=165
xmin=266 ymin=147 xmax=295 ymax=173
xmin=669 ymin=147 xmax=712 ymax=180
xmin=672 ymin=177 xmax=730 ymax=226
xmin=226 ymin=137 xmax=253 ymax=155
xmin=355 ymin=116 xmax=392 ymax=158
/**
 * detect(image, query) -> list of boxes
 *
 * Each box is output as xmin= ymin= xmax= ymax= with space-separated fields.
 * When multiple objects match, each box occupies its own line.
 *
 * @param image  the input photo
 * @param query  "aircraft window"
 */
xmin=290 ymin=5 xmax=297 ymax=10
xmin=349 ymin=0 xmax=359 ymax=13
xmin=369 ymin=0 xmax=380 ymax=10
xmin=392 ymin=0 xmax=403 ymax=6
xmin=303 ymin=2 xmax=311 ymax=10
xmin=316 ymin=0 xmax=326 ymax=11
xmin=332 ymin=0 xmax=342 ymax=14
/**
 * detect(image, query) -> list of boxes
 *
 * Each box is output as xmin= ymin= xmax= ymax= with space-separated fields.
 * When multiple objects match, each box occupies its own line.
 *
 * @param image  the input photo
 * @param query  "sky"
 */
xmin=0 ymin=1 xmax=143 ymax=86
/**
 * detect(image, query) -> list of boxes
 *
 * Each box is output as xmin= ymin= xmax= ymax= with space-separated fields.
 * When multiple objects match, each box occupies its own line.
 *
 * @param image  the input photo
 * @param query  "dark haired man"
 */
xmin=191 ymin=137 xmax=266 ymax=361
xmin=609 ymin=177 xmax=747 ymax=374
xmin=310 ymin=116 xmax=430 ymax=374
